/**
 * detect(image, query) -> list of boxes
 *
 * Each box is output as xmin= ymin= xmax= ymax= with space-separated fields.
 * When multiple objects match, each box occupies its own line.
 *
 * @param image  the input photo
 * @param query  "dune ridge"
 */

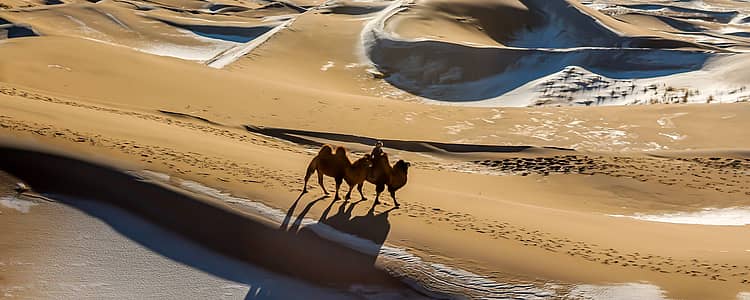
xmin=360 ymin=0 xmax=750 ymax=106
xmin=0 ymin=0 xmax=294 ymax=64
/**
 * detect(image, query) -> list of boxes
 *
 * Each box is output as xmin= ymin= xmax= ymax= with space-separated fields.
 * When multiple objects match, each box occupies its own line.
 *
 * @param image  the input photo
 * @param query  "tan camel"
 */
xmin=303 ymin=144 xmax=372 ymax=201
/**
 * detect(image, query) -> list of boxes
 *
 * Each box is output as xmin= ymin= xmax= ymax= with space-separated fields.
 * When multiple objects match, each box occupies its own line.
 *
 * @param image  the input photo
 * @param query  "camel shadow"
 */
xmin=319 ymin=199 xmax=396 ymax=247
xmin=282 ymin=194 xmax=398 ymax=268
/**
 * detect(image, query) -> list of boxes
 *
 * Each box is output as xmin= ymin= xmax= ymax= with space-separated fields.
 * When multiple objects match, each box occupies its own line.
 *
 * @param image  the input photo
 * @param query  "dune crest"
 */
xmin=361 ymin=0 xmax=750 ymax=106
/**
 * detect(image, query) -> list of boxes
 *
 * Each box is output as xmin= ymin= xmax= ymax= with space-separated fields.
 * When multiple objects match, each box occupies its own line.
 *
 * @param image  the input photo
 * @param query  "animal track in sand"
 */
xmin=2 ymin=85 xmax=749 ymax=284
xmin=0 ymin=85 xmax=385 ymax=196
xmin=391 ymin=199 xmax=750 ymax=284
xmin=0 ymin=115 xmax=300 ymax=192
xmin=0 ymin=86 xmax=305 ymax=155
xmin=469 ymin=155 xmax=750 ymax=197
xmin=4 ymin=114 xmax=749 ymax=283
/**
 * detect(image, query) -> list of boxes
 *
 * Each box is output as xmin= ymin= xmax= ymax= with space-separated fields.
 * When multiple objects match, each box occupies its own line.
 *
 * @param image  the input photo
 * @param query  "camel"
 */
xmin=303 ymin=144 xmax=372 ymax=201
xmin=366 ymin=151 xmax=410 ymax=207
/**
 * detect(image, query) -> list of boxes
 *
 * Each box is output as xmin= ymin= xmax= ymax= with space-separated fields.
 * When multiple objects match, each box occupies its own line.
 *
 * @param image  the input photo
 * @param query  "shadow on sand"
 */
xmin=245 ymin=125 xmax=574 ymax=153
xmin=0 ymin=145 xmax=420 ymax=299
xmin=281 ymin=194 xmax=397 ymax=269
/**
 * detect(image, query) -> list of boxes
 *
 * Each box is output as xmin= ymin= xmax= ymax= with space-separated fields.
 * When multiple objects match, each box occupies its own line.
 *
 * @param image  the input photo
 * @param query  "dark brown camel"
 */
xmin=366 ymin=151 xmax=410 ymax=207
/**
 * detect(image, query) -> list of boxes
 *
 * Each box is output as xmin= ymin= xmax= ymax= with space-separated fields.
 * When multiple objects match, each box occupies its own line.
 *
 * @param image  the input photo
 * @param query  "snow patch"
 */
xmin=321 ymin=61 xmax=335 ymax=71
xmin=47 ymin=64 xmax=72 ymax=71
xmin=610 ymin=207 xmax=750 ymax=226
xmin=0 ymin=196 xmax=37 ymax=213
xmin=568 ymin=282 xmax=666 ymax=300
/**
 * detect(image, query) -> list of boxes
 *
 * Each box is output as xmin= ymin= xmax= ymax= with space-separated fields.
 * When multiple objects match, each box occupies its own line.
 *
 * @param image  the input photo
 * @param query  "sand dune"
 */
xmin=2 ymin=96 xmax=750 ymax=298
xmin=2 ymin=85 xmax=750 ymax=298
xmin=590 ymin=1 xmax=750 ymax=49
xmin=2 ymin=0 xmax=750 ymax=298
xmin=361 ymin=0 xmax=750 ymax=106
xmin=0 ymin=1 xmax=290 ymax=63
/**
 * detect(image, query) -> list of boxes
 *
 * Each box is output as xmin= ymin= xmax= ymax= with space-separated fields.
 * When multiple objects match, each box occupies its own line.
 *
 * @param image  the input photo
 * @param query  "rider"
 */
xmin=371 ymin=140 xmax=384 ymax=158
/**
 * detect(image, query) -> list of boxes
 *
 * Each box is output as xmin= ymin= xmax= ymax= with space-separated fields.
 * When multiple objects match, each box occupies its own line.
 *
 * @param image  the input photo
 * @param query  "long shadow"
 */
xmin=318 ymin=199 xmax=365 ymax=230
xmin=289 ymin=195 xmax=327 ymax=232
xmin=279 ymin=192 xmax=304 ymax=231
xmin=156 ymin=19 xmax=274 ymax=43
xmin=53 ymin=196 xmax=335 ymax=299
xmin=275 ymin=194 xmax=415 ymax=297
xmin=283 ymin=195 xmax=397 ymax=268
xmin=245 ymin=125 xmax=574 ymax=153
xmin=321 ymin=200 xmax=396 ymax=247
xmin=304 ymin=200 xmax=398 ymax=270
xmin=0 ymin=145 xmax=416 ymax=298
xmin=1 ymin=23 xmax=39 ymax=38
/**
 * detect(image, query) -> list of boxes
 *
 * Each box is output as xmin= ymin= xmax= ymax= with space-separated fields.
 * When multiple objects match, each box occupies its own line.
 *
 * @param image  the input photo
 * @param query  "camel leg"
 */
xmin=334 ymin=177 xmax=343 ymax=201
xmin=317 ymin=170 xmax=329 ymax=195
xmin=357 ymin=183 xmax=367 ymax=201
xmin=389 ymin=189 xmax=400 ymax=207
xmin=374 ymin=183 xmax=385 ymax=204
xmin=344 ymin=182 xmax=354 ymax=201
xmin=303 ymin=173 xmax=311 ymax=194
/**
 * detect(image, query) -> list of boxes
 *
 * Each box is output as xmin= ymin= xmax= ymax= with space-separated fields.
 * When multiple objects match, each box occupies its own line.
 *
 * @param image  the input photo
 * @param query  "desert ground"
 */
xmin=1 ymin=0 xmax=750 ymax=299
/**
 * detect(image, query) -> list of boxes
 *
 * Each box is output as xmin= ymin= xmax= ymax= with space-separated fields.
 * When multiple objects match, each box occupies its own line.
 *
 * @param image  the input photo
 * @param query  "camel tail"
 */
xmin=306 ymin=156 xmax=319 ymax=177
xmin=303 ymin=156 xmax=319 ymax=192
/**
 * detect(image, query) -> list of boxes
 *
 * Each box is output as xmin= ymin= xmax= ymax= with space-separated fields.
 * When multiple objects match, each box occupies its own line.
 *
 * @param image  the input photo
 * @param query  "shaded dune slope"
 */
xmin=593 ymin=1 xmax=750 ymax=50
xmin=0 ymin=1 xmax=288 ymax=63
xmin=364 ymin=0 xmax=719 ymax=102
xmin=0 ymin=17 xmax=38 ymax=38
xmin=0 ymin=144 xmax=416 ymax=294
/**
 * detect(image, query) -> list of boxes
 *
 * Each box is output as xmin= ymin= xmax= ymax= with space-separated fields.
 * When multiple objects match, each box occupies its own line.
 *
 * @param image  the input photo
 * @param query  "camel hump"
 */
xmin=334 ymin=146 xmax=347 ymax=157
xmin=376 ymin=152 xmax=390 ymax=166
xmin=318 ymin=144 xmax=335 ymax=156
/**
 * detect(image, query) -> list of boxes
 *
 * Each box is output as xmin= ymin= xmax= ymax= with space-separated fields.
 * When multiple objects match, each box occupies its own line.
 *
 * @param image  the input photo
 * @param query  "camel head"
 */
xmin=393 ymin=159 xmax=410 ymax=174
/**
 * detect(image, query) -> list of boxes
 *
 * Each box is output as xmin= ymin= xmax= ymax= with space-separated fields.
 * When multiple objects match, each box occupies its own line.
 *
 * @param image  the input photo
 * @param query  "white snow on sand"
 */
xmin=56 ymin=11 xmax=291 ymax=68
xmin=6 ymin=195 xmax=357 ymax=299
xmin=359 ymin=0 xmax=750 ymax=107
xmin=0 ymin=196 xmax=37 ymax=213
xmin=206 ymin=18 xmax=295 ymax=69
xmin=321 ymin=61 xmax=335 ymax=71
xmin=568 ymin=282 xmax=667 ymax=300
xmin=140 ymin=39 xmax=234 ymax=62
xmin=610 ymin=207 xmax=750 ymax=226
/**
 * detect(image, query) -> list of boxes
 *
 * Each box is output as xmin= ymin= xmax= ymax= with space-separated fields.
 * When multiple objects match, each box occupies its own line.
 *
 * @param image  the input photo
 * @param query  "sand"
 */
xmin=0 ymin=187 xmax=370 ymax=299
xmin=1 ymin=0 xmax=750 ymax=299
